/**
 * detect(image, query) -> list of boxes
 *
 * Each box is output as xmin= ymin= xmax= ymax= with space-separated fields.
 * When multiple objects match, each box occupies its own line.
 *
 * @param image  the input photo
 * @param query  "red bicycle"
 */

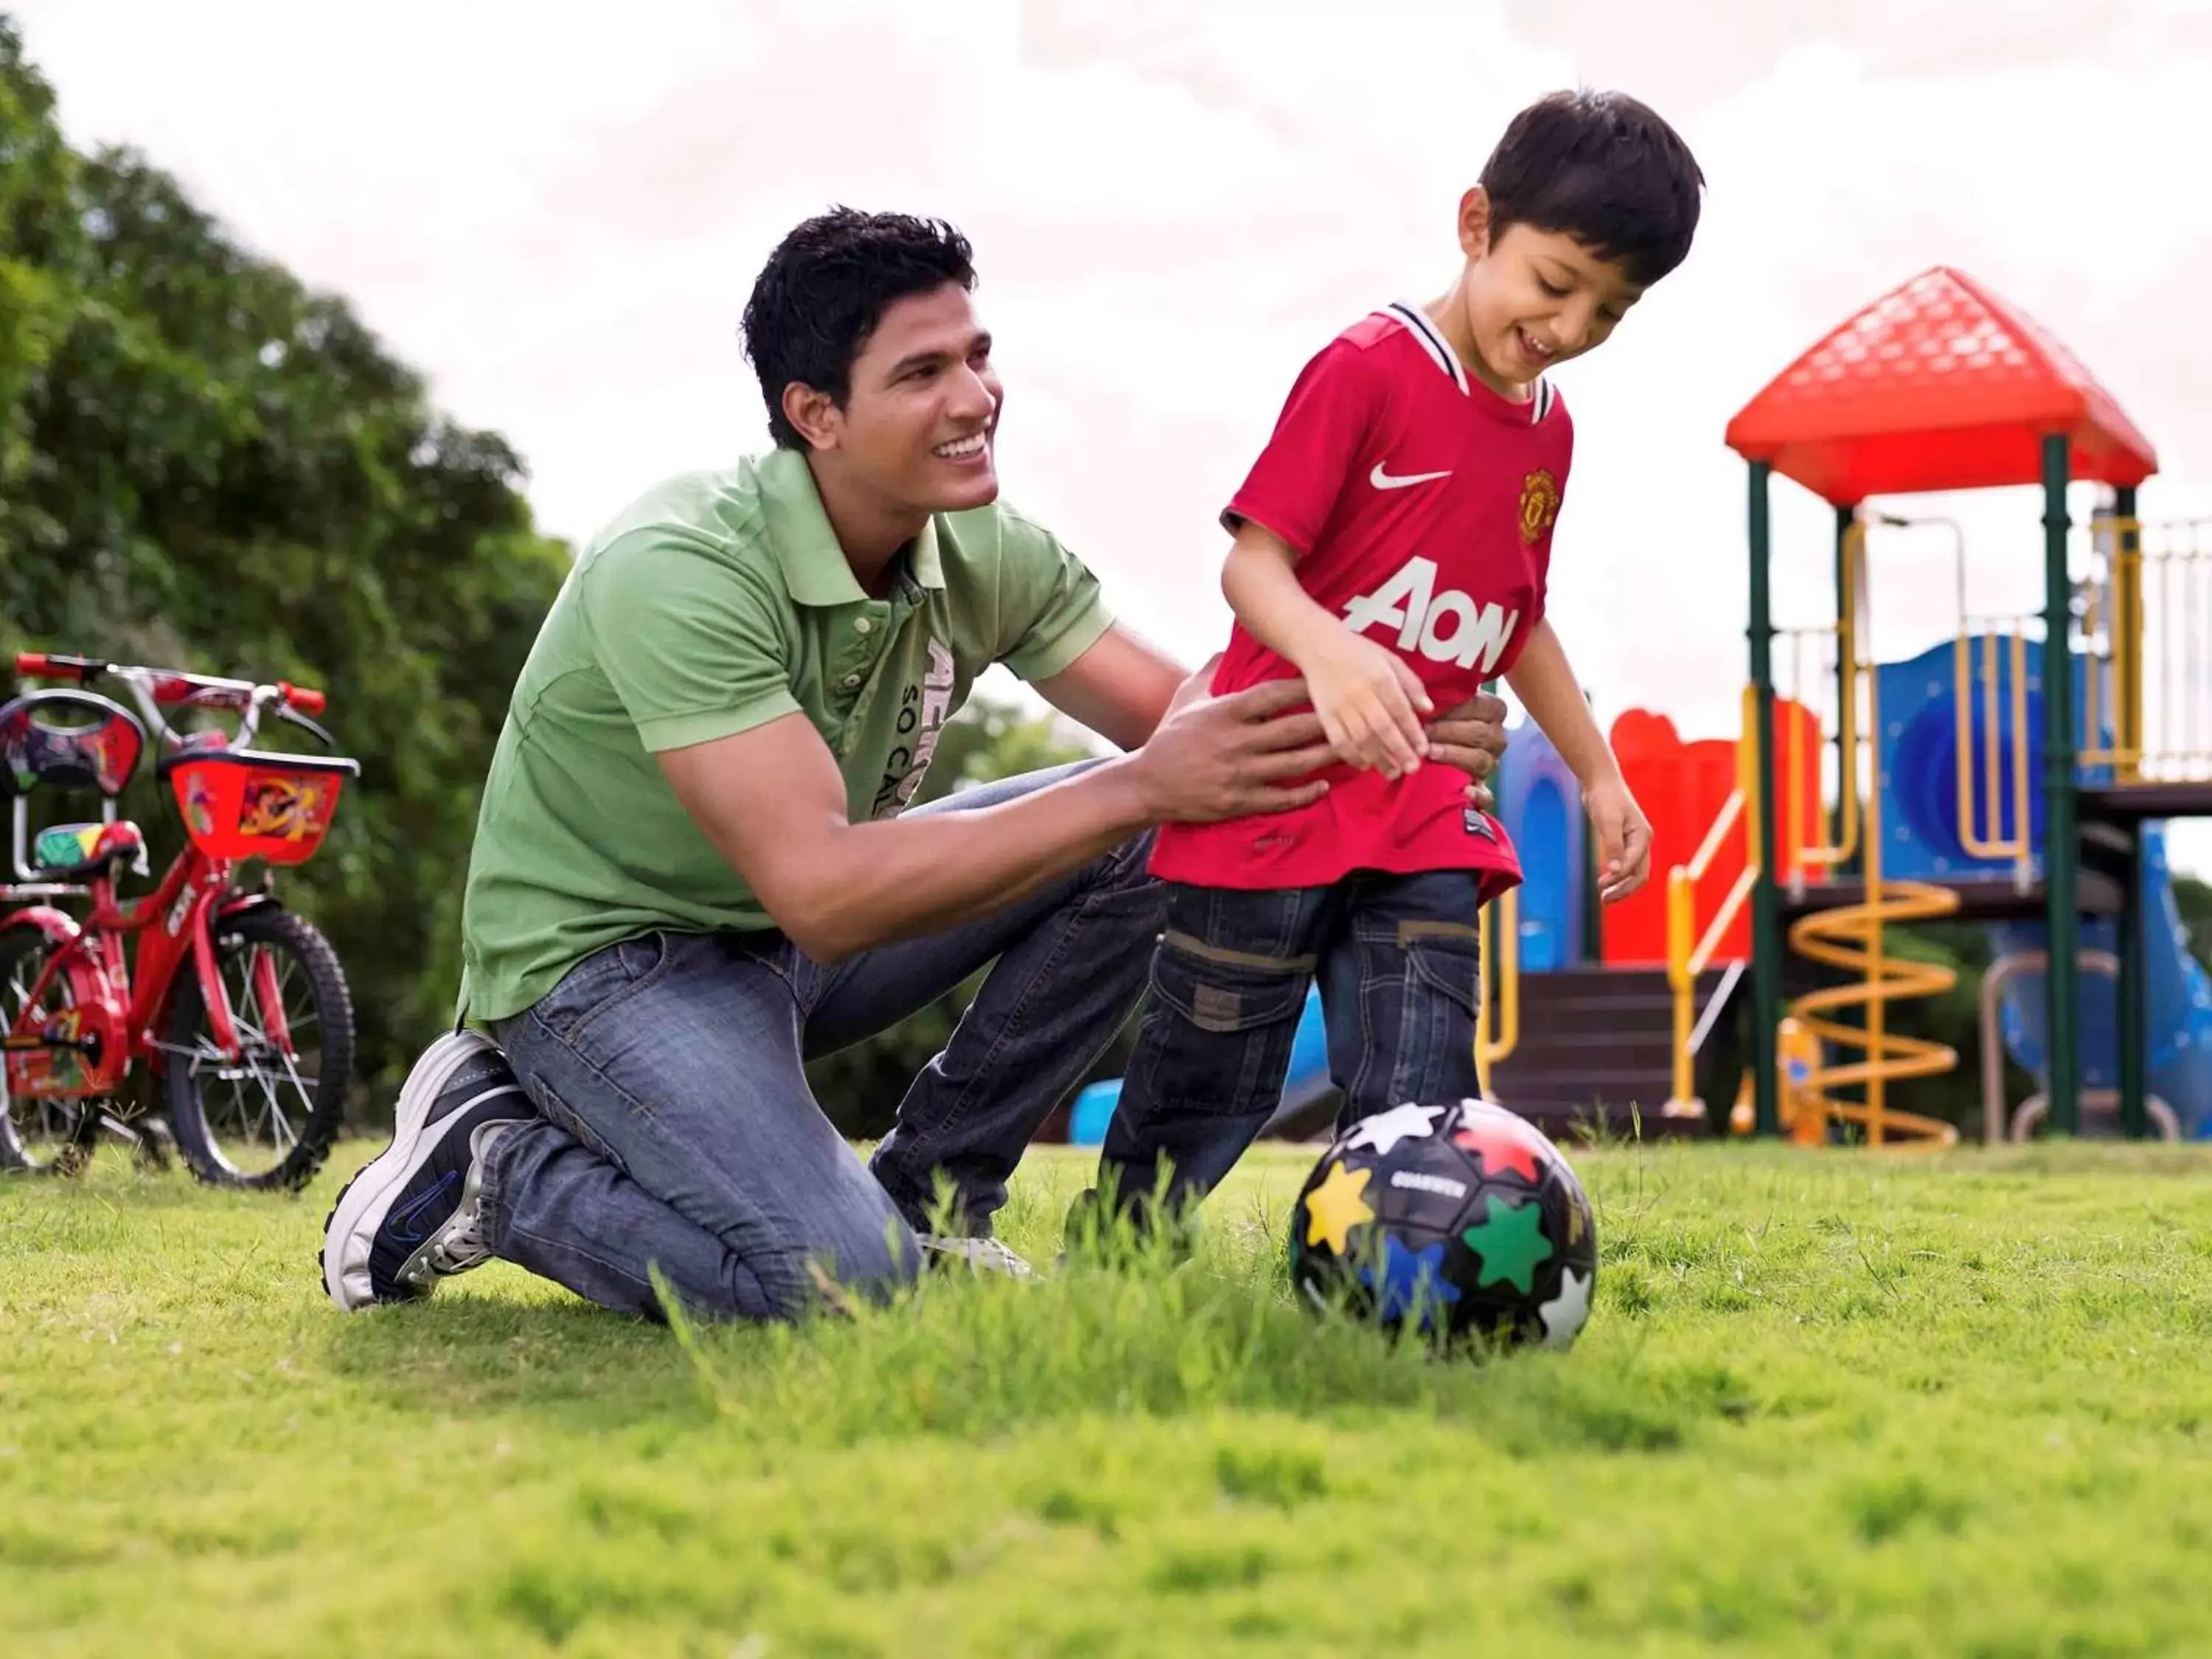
xmin=1 ymin=653 xmax=360 ymax=1189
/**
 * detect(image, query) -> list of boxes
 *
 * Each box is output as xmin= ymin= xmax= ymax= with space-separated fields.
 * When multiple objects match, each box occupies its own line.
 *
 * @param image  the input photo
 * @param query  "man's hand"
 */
xmin=1586 ymin=773 xmax=1653 ymax=903
xmin=1127 ymin=677 xmax=1338 ymax=823
xmin=1425 ymin=689 xmax=1509 ymax=813
xmin=1162 ymin=652 xmax=1222 ymax=723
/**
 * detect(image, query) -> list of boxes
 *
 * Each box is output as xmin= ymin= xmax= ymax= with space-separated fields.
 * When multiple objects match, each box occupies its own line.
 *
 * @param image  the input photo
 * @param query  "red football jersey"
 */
xmin=1150 ymin=302 xmax=1572 ymax=896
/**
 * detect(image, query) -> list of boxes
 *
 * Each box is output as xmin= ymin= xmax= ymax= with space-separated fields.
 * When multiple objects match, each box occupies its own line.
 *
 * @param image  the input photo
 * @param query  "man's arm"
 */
xmin=1030 ymin=622 xmax=1187 ymax=751
xmin=1034 ymin=587 xmax=1508 ymax=804
xmin=657 ymin=678 xmax=1335 ymax=963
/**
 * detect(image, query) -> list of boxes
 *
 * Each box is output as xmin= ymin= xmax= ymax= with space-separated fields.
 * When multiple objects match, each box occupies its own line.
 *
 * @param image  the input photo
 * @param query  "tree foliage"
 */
xmin=0 ymin=15 xmax=1115 ymax=1127
xmin=0 ymin=18 xmax=572 ymax=1110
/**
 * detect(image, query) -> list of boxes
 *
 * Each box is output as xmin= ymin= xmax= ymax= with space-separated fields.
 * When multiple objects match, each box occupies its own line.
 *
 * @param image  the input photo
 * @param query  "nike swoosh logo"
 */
xmin=386 ymin=1172 xmax=459 ymax=1246
xmin=1370 ymin=462 xmax=1452 ymax=490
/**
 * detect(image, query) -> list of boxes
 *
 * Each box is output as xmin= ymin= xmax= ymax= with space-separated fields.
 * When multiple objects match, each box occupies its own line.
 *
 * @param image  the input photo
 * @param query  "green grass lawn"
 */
xmin=7 ymin=1137 xmax=2212 ymax=1658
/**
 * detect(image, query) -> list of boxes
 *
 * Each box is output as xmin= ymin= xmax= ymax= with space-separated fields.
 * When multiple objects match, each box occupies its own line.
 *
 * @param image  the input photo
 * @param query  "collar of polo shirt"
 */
xmin=754 ymin=448 xmax=949 ymax=606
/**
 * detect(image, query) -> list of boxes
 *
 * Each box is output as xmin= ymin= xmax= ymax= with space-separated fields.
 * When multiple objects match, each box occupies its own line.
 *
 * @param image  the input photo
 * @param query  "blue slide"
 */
xmin=1875 ymin=636 xmax=2212 ymax=1135
xmin=1989 ymin=824 xmax=2212 ymax=1138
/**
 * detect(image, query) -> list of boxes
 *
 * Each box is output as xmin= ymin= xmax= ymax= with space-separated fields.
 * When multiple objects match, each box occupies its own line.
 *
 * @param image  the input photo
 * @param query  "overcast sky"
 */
xmin=13 ymin=0 xmax=2211 ymax=874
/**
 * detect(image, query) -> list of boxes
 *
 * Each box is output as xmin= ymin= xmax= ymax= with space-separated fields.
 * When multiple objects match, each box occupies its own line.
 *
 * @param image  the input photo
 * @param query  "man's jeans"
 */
xmin=1098 ymin=870 xmax=1486 ymax=1221
xmin=477 ymin=763 xmax=1161 ymax=1323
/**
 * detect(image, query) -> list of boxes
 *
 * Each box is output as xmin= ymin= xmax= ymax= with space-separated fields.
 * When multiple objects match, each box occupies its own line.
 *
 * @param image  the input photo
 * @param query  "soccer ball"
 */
xmin=1287 ymin=1097 xmax=1596 ymax=1350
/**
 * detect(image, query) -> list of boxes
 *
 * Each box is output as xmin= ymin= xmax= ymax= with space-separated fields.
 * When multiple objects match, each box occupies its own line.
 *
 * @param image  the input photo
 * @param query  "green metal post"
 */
xmin=1749 ymin=463 xmax=1781 ymax=1137
xmin=2042 ymin=434 xmax=2080 ymax=1136
xmin=2113 ymin=486 xmax=2147 ymax=1138
xmin=1826 ymin=502 xmax=1863 ymax=1096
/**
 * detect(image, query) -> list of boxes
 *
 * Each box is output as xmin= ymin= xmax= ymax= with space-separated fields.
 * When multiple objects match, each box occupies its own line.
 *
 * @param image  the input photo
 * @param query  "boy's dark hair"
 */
xmin=740 ymin=207 xmax=977 ymax=449
xmin=1480 ymin=88 xmax=1704 ymax=288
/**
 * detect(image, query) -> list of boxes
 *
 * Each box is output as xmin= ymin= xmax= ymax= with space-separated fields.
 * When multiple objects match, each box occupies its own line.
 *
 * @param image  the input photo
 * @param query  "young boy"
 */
xmin=1082 ymin=88 xmax=1704 ymax=1230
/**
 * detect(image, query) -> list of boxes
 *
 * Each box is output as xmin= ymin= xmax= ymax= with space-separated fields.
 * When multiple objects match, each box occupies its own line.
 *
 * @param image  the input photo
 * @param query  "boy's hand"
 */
xmin=1586 ymin=774 xmax=1652 ymax=903
xmin=1304 ymin=632 xmax=1433 ymax=780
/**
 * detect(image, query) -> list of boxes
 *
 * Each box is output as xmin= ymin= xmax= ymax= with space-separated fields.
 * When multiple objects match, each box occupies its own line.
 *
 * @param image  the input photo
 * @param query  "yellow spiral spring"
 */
xmin=1786 ymin=880 xmax=1964 ymax=1148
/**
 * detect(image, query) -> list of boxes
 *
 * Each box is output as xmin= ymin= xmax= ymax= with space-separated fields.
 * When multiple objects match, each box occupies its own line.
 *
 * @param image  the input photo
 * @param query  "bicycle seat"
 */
xmin=30 ymin=820 xmax=148 ymax=882
xmin=0 ymin=691 xmax=147 ymax=799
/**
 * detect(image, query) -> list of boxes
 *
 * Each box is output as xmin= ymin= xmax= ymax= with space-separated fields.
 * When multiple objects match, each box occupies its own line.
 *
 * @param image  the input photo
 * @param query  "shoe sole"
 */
xmin=319 ymin=1029 xmax=508 ymax=1312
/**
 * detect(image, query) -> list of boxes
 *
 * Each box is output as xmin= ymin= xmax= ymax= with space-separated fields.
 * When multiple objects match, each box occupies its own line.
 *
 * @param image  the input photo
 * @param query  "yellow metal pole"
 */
xmin=1863 ymin=652 xmax=1887 ymax=1149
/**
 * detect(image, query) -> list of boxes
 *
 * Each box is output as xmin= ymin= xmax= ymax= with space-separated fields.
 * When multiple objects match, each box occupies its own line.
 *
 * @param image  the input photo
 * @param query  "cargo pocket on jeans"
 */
xmin=1140 ymin=931 xmax=1312 ymax=1113
xmin=1393 ymin=920 xmax=1484 ymax=1102
xmin=1401 ymin=921 xmax=1482 ymax=1023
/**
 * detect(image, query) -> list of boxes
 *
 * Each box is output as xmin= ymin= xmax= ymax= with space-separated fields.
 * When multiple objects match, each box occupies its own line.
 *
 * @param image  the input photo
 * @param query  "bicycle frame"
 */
xmin=1 ymin=846 xmax=288 ymax=1101
xmin=3 ymin=656 xmax=326 ymax=1104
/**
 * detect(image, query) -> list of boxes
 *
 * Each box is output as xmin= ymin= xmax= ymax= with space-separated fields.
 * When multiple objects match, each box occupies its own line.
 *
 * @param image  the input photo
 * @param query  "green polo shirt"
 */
xmin=456 ymin=450 xmax=1113 ymax=1024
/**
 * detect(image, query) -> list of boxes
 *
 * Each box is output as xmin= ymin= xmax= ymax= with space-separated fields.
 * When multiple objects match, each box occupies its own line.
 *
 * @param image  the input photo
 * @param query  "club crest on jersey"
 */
xmin=1519 ymin=468 xmax=1560 ymax=545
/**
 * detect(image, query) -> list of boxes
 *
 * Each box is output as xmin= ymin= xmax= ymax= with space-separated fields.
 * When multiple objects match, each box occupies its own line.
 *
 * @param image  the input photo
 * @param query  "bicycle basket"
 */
xmin=160 ymin=748 xmax=361 ymax=864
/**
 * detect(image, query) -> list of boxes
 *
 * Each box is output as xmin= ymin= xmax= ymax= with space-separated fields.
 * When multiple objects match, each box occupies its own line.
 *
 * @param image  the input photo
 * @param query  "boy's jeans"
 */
xmin=475 ymin=763 xmax=1162 ymax=1323
xmin=1097 ymin=870 xmax=1487 ymax=1221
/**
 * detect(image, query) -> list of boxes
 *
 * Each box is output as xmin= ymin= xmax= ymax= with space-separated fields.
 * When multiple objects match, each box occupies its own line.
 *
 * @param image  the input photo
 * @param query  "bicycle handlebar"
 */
xmin=15 ymin=652 xmax=100 ymax=680
xmin=14 ymin=655 xmax=333 ymax=747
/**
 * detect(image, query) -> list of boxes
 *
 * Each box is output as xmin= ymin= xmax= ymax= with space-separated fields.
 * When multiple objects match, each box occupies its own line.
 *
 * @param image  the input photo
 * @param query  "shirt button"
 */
xmin=842 ymin=673 xmax=860 ymax=688
xmin=854 ymin=617 xmax=873 ymax=635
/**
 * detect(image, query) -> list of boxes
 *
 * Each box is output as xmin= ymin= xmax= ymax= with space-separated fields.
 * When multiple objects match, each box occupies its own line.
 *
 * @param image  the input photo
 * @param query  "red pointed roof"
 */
xmin=1725 ymin=266 xmax=2157 ymax=504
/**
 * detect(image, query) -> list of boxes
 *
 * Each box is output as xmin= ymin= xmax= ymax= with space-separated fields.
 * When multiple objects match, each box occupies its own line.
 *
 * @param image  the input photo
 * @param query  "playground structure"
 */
xmin=1065 ymin=266 xmax=2211 ymax=1150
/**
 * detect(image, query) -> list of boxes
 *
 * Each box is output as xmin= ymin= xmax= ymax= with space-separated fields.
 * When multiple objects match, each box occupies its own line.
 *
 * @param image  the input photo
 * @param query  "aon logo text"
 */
xmin=1342 ymin=557 xmax=1519 ymax=672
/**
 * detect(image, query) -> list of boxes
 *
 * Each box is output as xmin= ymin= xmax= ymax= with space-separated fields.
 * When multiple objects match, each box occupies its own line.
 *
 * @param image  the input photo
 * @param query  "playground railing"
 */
xmin=2083 ymin=516 xmax=2212 ymax=784
xmin=1475 ymin=886 xmax=1519 ymax=1098
xmin=1663 ymin=684 xmax=1762 ymax=1114
xmin=1783 ymin=517 xmax=1865 ymax=891
xmin=1952 ymin=618 xmax=2035 ymax=881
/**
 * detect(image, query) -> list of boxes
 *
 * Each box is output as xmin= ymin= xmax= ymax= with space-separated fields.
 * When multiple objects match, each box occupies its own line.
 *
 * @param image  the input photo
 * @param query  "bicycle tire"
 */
xmin=164 ymin=906 xmax=353 ymax=1192
xmin=0 ymin=923 xmax=94 ymax=1175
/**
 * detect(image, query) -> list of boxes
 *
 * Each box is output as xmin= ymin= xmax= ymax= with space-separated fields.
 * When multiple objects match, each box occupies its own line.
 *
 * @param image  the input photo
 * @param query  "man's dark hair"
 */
xmin=740 ymin=207 xmax=978 ymax=449
xmin=1479 ymin=88 xmax=1705 ymax=288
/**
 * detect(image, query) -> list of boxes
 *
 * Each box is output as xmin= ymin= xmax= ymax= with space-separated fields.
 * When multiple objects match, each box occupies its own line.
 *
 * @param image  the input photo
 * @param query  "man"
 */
xmin=321 ymin=208 xmax=1509 ymax=1321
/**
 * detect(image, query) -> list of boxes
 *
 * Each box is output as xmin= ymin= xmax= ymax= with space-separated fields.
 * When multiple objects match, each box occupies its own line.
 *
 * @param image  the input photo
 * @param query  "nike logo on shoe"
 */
xmin=386 ymin=1171 xmax=460 ymax=1245
xmin=1370 ymin=462 xmax=1452 ymax=490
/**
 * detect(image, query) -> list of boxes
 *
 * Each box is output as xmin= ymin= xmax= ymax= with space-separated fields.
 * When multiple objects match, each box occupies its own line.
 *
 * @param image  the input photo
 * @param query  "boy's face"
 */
xmin=1455 ymin=209 xmax=1646 ymax=394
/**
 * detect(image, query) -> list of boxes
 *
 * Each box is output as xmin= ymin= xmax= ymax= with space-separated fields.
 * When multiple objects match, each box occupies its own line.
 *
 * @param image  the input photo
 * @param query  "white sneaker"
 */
xmin=916 ymin=1234 xmax=1042 ymax=1280
xmin=319 ymin=1030 xmax=530 ymax=1310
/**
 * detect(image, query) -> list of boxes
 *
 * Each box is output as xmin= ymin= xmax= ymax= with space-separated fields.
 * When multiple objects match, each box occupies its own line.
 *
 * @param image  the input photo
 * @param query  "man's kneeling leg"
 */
xmin=486 ymin=931 xmax=922 ymax=1321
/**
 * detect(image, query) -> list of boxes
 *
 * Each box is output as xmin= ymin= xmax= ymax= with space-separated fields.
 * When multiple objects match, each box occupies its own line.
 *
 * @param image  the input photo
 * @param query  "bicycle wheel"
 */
xmin=0 ymin=924 xmax=94 ymax=1175
xmin=163 ymin=906 xmax=353 ymax=1191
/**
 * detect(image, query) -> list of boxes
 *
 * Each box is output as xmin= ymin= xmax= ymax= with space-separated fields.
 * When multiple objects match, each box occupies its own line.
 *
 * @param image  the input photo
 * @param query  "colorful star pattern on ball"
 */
xmin=1459 ymin=1193 xmax=1555 ymax=1294
xmin=1537 ymin=1266 xmax=1593 ymax=1349
xmin=1343 ymin=1102 xmax=1444 ymax=1156
xmin=1357 ymin=1234 xmax=1460 ymax=1325
xmin=1452 ymin=1106 xmax=1549 ymax=1182
xmin=1302 ymin=1160 xmax=1374 ymax=1255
